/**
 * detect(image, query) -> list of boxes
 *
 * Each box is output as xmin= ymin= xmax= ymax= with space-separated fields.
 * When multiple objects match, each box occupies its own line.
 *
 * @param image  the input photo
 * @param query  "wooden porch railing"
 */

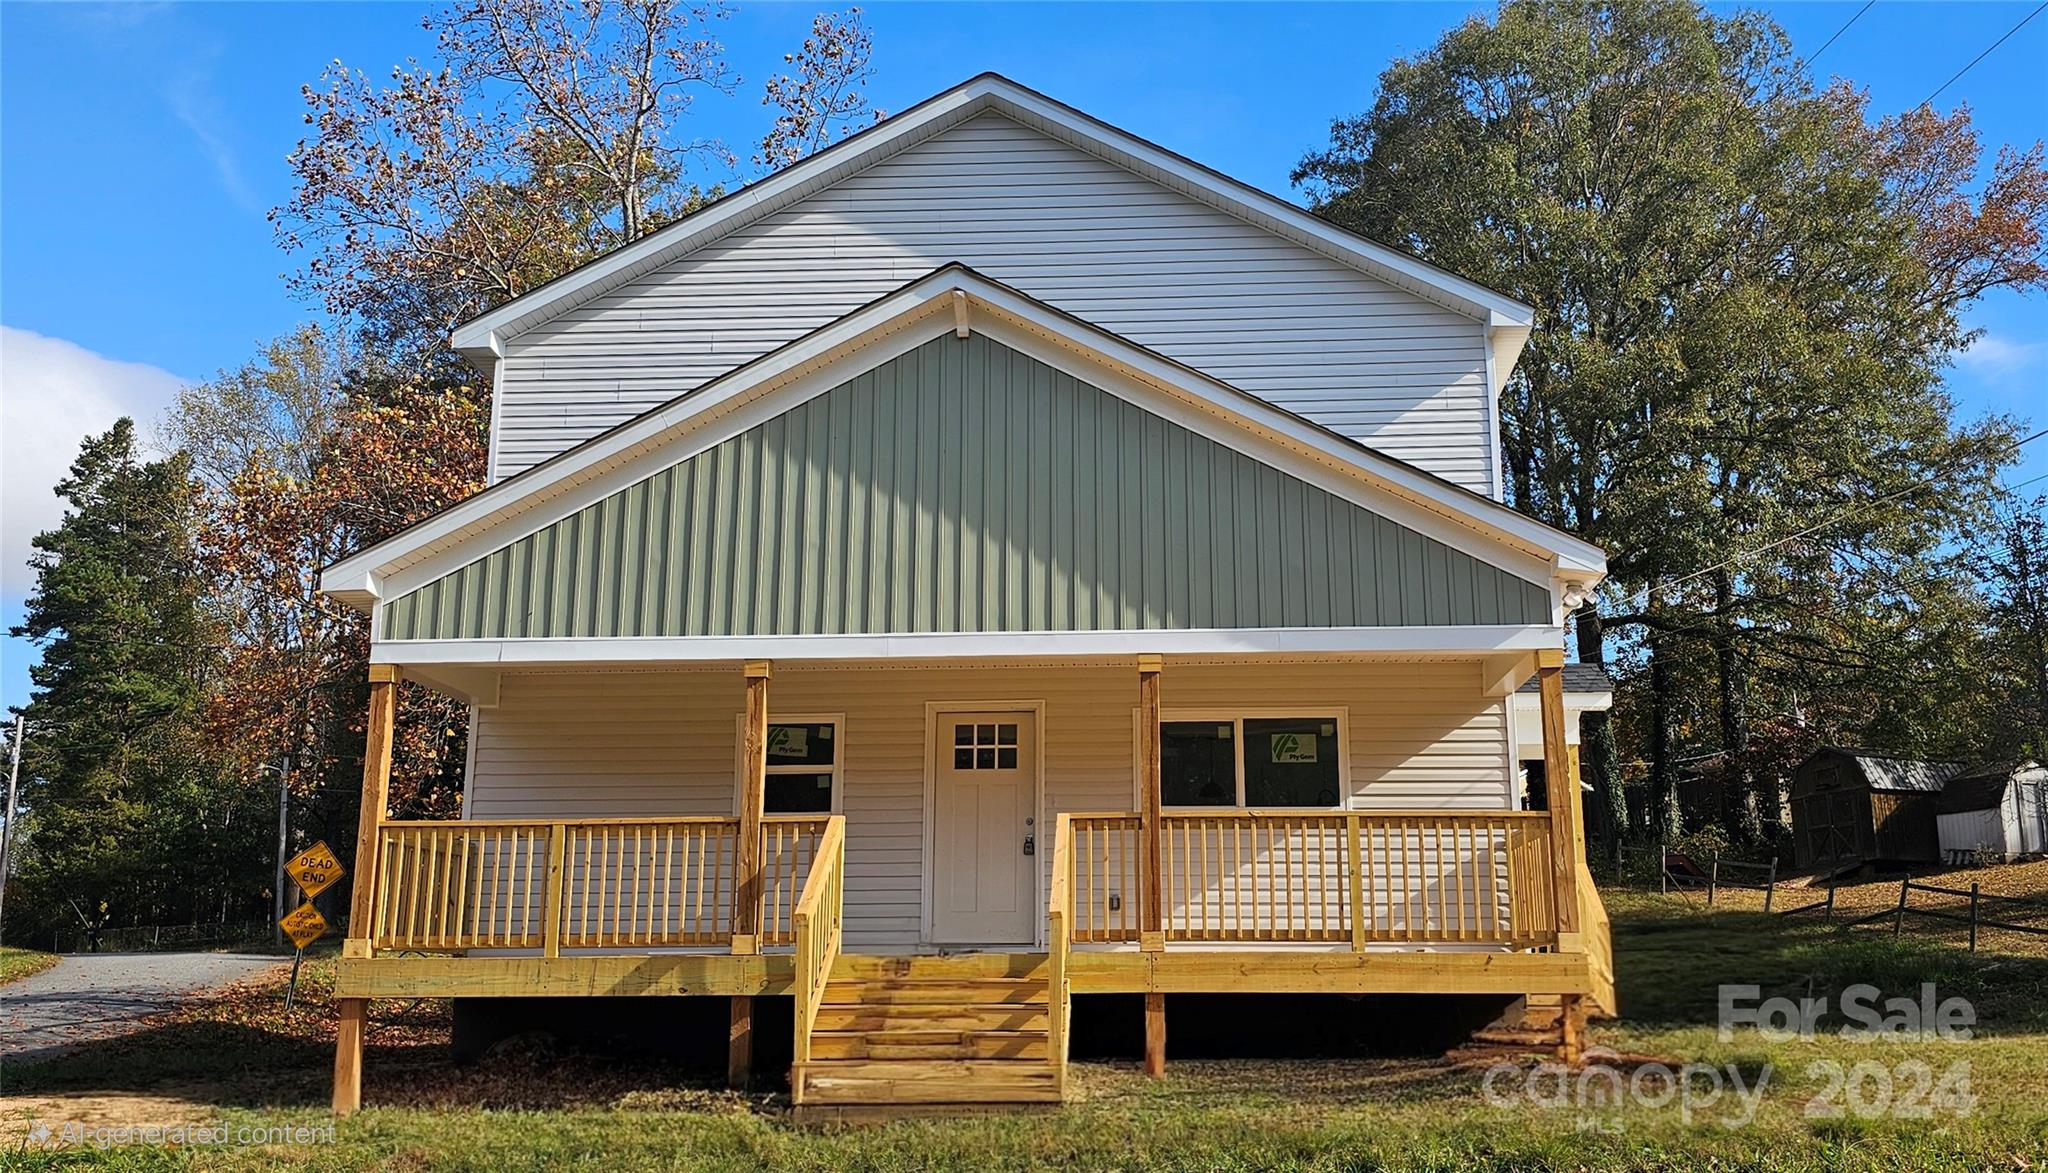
xmin=369 ymin=815 xmax=833 ymax=954
xmin=1066 ymin=810 xmax=1558 ymax=948
xmin=790 ymin=817 xmax=846 ymax=1069
xmin=1580 ymin=874 xmax=1616 ymax=1014
xmin=1046 ymin=813 xmax=1074 ymax=1075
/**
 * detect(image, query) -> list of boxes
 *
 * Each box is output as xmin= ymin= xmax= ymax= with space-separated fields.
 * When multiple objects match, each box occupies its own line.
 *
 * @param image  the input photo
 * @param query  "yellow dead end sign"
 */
xmin=279 ymin=901 xmax=329 ymax=950
xmin=285 ymin=841 xmax=345 ymax=900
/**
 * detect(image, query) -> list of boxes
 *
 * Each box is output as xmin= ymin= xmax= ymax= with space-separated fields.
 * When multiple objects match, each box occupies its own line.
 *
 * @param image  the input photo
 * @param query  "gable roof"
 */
xmin=326 ymin=266 xmax=1602 ymax=615
xmin=1935 ymin=761 xmax=2046 ymax=813
xmin=448 ymin=73 xmax=1535 ymax=368
xmin=1517 ymin=663 xmax=1614 ymax=695
xmin=381 ymin=330 xmax=1556 ymax=642
xmin=1797 ymin=748 xmax=1967 ymax=794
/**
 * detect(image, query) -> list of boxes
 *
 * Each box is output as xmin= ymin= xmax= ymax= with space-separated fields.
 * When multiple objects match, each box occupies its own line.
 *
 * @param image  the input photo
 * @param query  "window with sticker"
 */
xmin=1159 ymin=714 xmax=1342 ymax=808
xmin=760 ymin=719 xmax=839 ymax=813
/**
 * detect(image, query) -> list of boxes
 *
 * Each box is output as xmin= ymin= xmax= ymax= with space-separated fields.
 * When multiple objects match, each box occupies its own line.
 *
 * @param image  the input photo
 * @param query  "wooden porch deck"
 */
xmin=328 ymin=652 xmax=1607 ymax=1114
xmin=331 ymin=806 xmax=1611 ymax=1111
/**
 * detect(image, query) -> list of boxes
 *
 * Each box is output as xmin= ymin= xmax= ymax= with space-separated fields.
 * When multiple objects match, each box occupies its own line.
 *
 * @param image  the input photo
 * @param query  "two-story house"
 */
xmin=318 ymin=74 xmax=1613 ymax=1116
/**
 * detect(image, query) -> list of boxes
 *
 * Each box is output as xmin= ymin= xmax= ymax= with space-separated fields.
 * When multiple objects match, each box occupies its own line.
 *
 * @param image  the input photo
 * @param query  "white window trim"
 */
xmin=1133 ymin=706 xmax=1352 ymax=811
xmin=733 ymin=712 xmax=846 ymax=815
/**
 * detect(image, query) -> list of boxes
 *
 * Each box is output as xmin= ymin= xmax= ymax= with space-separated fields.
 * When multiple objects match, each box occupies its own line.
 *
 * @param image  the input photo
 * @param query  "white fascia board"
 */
xmin=332 ymin=268 xmax=1604 ymax=612
xmin=373 ymin=625 xmax=1567 ymax=668
xmin=447 ymin=75 xmax=1535 ymax=362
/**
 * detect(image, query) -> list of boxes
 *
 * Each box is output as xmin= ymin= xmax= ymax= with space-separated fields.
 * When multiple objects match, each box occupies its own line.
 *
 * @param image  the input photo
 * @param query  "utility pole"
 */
xmin=0 ymin=715 xmax=24 ymax=943
xmin=266 ymin=761 xmax=289 ymax=947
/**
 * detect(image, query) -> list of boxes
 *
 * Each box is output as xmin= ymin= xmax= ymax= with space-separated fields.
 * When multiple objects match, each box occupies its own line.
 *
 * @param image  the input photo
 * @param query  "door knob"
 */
xmin=1023 ymin=834 xmax=1036 ymax=856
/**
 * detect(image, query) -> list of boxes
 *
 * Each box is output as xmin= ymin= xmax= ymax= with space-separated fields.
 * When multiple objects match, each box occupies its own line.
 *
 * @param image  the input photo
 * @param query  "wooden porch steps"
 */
xmin=1471 ymin=994 xmax=1566 ymax=1050
xmin=795 ymin=955 xmax=1064 ymax=1110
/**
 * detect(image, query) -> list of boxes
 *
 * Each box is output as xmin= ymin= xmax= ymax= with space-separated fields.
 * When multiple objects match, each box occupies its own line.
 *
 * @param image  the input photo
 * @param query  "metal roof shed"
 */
xmin=1788 ymin=748 xmax=1964 ymax=869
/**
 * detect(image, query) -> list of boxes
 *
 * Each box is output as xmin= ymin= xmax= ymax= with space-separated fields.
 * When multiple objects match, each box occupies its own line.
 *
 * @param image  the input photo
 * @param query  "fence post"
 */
xmin=1969 ymin=883 xmax=1980 ymax=953
xmin=1709 ymin=856 xmax=1720 ymax=906
xmin=1893 ymin=878 xmax=1910 ymax=937
xmin=1764 ymin=858 xmax=1779 ymax=913
xmin=1823 ymin=883 xmax=1836 ymax=923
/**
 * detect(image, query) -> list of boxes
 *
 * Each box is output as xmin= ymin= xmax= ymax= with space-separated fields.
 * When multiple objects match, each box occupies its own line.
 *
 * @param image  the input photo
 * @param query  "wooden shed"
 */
xmin=1789 ymin=748 xmax=1963 ymax=869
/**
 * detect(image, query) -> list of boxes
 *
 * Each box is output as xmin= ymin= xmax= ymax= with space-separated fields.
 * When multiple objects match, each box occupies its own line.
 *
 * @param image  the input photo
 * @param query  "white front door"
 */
xmin=931 ymin=711 xmax=1038 ymax=945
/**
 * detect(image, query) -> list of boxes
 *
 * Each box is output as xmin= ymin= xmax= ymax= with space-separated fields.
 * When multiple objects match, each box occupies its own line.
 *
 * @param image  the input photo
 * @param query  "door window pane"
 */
xmin=1161 ymin=721 xmax=1235 ymax=806
xmin=1243 ymin=718 xmax=1341 ymax=807
xmin=955 ymin=721 xmax=1022 ymax=770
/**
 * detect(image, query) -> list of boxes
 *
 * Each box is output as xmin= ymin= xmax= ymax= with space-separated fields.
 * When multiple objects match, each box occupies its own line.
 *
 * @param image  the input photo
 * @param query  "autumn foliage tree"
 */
xmin=1296 ymin=0 xmax=2048 ymax=855
xmin=119 ymin=1 xmax=887 ymax=924
xmin=164 ymin=330 xmax=489 ymax=827
xmin=275 ymin=0 xmax=878 ymax=359
xmin=180 ymin=347 xmax=488 ymax=882
xmin=757 ymin=7 xmax=882 ymax=168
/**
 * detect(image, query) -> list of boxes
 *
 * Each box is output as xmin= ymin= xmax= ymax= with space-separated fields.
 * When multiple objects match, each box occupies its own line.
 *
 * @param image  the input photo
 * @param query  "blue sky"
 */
xmin=2 ymin=1 xmax=2043 ymax=712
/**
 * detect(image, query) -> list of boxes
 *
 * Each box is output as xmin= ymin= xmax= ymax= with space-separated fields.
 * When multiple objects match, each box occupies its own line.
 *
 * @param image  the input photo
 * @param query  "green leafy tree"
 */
xmin=7 ymin=421 xmax=270 ymax=942
xmin=1977 ymin=493 xmax=2048 ymax=756
xmin=1296 ymin=0 xmax=2045 ymax=853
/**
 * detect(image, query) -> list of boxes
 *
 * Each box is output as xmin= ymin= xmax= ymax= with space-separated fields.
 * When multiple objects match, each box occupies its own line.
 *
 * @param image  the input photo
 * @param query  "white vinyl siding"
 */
xmin=492 ymin=112 xmax=1497 ymax=494
xmin=465 ymin=660 xmax=1512 ymax=951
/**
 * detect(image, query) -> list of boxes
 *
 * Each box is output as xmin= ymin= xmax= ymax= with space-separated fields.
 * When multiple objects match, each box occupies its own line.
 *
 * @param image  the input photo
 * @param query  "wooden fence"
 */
xmin=1832 ymin=878 xmax=2048 ymax=952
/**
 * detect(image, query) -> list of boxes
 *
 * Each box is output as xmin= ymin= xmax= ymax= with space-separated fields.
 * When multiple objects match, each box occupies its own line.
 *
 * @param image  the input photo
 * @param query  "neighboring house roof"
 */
xmin=447 ymin=73 xmax=1535 ymax=372
xmin=1936 ymin=761 xmax=2046 ymax=813
xmin=1798 ymin=747 xmax=1968 ymax=793
xmin=1517 ymin=664 xmax=1614 ymax=695
xmin=324 ymin=265 xmax=1606 ymax=632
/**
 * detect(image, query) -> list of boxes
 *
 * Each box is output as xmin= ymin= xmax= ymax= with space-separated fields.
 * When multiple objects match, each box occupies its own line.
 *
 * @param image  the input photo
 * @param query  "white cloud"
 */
xmin=166 ymin=52 xmax=263 ymax=216
xmin=0 ymin=325 xmax=190 ymax=595
xmin=1956 ymin=333 xmax=2047 ymax=384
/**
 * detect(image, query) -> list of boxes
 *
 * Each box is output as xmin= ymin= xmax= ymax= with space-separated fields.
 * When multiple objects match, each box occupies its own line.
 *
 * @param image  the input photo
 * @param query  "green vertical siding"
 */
xmin=382 ymin=334 xmax=1549 ymax=640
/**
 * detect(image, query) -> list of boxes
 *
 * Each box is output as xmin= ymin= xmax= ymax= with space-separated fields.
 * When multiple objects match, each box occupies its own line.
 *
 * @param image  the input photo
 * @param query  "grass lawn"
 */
xmin=1 ymin=945 xmax=60 ymax=986
xmin=5 ymin=867 xmax=2047 ymax=1169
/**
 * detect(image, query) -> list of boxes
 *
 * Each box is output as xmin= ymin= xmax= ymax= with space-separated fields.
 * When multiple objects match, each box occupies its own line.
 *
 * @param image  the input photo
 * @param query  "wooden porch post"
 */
xmin=1537 ymin=649 xmax=1587 ymax=1061
xmin=333 ymin=664 xmax=396 ymax=1116
xmin=1137 ymin=654 xmax=1166 ymax=1077
xmin=729 ymin=659 xmax=771 ymax=1088
xmin=1537 ymin=649 xmax=1583 ymax=938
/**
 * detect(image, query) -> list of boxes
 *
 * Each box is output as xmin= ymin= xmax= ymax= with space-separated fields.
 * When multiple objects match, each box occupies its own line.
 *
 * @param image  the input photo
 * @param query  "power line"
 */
xmin=1922 ymin=1 xmax=2046 ymax=106
xmin=1999 ymin=470 xmax=2048 ymax=497
xmin=1808 ymin=0 xmax=1876 ymax=65
xmin=1615 ymin=426 xmax=2048 ymax=610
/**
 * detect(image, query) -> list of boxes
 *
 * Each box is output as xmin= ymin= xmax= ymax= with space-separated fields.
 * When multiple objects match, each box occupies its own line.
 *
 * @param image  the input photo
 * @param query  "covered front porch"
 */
xmin=328 ymin=647 xmax=1611 ymax=1112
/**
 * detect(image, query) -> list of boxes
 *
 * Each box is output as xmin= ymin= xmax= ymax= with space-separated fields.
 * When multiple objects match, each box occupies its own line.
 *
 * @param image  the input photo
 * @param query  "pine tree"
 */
xmin=8 ymin=420 xmax=267 ymax=940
